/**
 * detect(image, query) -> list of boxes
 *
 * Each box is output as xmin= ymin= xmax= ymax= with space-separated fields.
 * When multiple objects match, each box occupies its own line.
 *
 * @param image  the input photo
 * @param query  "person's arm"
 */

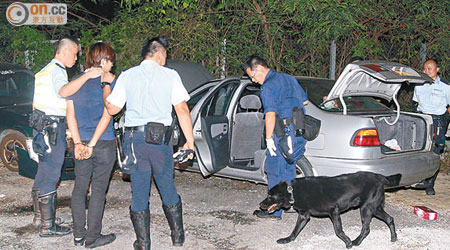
xmin=265 ymin=112 xmax=276 ymax=139
xmin=174 ymin=101 xmax=194 ymax=150
xmin=58 ymin=68 xmax=103 ymax=98
xmin=66 ymin=100 xmax=86 ymax=160
xmin=103 ymin=73 xmax=126 ymax=115
xmin=84 ymin=107 xmax=112 ymax=158
xmin=102 ymin=85 xmax=122 ymax=115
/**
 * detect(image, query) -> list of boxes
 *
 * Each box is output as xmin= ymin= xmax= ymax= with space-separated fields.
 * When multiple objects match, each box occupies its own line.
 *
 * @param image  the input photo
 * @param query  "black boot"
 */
xmin=32 ymin=190 xmax=64 ymax=228
xmin=162 ymin=198 xmax=185 ymax=246
xmin=38 ymin=191 xmax=72 ymax=237
xmin=425 ymin=169 xmax=439 ymax=195
xmin=130 ymin=208 xmax=150 ymax=250
xmin=32 ymin=190 xmax=41 ymax=227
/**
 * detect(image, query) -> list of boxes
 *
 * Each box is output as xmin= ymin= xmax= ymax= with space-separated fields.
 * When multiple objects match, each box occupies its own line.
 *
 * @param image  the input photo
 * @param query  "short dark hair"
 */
xmin=141 ymin=37 xmax=169 ymax=59
xmin=85 ymin=42 xmax=115 ymax=68
xmin=243 ymin=55 xmax=268 ymax=71
xmin=424 ymin=59 xmax=438 ymax=67
xmin=55 ymin=37 xmax=78 ymax=55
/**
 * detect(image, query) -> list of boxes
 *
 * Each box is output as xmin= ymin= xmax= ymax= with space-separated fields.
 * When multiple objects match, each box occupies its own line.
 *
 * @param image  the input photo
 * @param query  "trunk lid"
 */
xmin=326 ymin=61 xmax=432 ymax=102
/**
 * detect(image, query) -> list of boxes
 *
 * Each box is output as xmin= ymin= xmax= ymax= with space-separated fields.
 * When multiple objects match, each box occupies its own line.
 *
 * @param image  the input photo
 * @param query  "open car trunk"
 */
xmin=372 ymin=113 xmax=427 ymax=153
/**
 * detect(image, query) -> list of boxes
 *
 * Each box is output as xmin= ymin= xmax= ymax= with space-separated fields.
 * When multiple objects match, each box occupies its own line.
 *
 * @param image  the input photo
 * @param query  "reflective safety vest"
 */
xmin=33 ymin=61 xmax=67 ymax=116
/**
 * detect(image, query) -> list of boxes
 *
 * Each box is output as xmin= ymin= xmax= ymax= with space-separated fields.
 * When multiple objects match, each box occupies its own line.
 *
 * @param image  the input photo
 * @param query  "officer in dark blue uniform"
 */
xmin=244 ymin=55 xmax=308 ymax=219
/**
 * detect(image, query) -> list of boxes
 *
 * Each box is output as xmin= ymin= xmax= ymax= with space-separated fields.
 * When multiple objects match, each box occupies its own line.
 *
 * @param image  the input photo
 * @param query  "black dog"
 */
xmin=259 ymin=171 xmax=401 ymax=249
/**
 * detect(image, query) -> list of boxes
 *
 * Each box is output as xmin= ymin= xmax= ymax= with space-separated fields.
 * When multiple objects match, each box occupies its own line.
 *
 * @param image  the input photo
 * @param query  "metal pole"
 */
xmin=329 ymin=40 xmax=336 ymax=80
xmin=220 ymin=38 xmax=226 ymax=78
xmin=420 ymin=43 xmax=427 ymax=67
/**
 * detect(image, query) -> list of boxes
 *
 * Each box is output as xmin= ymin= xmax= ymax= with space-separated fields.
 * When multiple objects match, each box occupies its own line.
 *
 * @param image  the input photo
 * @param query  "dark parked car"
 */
xmin=0 ymin=62 xmax=74 ymax=180
xmin=0 ymin=62 xmax=34 ymax=172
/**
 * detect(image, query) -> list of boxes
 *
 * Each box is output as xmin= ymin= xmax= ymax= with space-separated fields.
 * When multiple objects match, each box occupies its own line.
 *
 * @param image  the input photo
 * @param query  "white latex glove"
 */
xmin=266 ymin=137 xmax=277 ymax=156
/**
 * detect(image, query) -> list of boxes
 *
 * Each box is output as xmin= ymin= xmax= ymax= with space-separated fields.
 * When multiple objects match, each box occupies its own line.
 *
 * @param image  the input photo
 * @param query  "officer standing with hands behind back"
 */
xmin=413 ymin=59 xmax=450 ymax=195
xmin=103 ymin=37 xmax=194 ymax=249
xmin=243 ymin=55 xmax=309 ymax=220
xmin=30 ymin=37 xmax=103 ymax=237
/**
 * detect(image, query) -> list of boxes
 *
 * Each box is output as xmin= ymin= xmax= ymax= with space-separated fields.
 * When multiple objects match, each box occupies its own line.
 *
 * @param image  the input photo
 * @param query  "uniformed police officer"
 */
xmin=243 ymin=55 xmax=309 ymax=219
xmin=103 ymin=37 xmax=194 ymax=249
xmin=31 ymin=37 xmax=103 ymax=237
xmin=413 ymin=59 xmax=450 ymax=195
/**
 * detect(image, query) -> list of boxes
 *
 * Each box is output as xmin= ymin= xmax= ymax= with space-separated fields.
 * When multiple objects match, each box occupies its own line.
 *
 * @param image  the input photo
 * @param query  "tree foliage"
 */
xmin=1 ymin=0 xmax=448 ymax=81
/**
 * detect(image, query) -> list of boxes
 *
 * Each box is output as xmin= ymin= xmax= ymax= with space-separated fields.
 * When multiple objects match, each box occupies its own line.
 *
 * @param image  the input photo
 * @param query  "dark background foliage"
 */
xmin=1 ymin=0 xmax=449 ymax=85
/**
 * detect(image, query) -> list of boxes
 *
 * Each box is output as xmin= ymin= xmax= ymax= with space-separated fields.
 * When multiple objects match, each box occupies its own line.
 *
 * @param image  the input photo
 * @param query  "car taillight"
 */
xmin=352 ymin=129 xmax=380 ymax=146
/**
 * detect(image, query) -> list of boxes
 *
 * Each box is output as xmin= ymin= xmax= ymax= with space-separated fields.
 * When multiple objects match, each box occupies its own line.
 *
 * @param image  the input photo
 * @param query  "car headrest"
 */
xmin=240 ymin=94 xmax=262 ymax=110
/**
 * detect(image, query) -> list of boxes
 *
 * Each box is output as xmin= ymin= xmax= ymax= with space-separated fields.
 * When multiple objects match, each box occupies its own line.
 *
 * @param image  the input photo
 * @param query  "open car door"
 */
xmin=192 ymin=79 xmax=240 ymax=176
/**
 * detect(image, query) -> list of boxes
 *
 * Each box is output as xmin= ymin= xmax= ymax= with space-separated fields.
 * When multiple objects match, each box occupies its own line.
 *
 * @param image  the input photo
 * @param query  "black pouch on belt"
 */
xmin=145 ymin=122 xmax=166 ymax=145
xmin=292 ymin=107 xmax=305 ymax=137
xmin=274 ymin=115 xmax=286 ymax=137
xmin=29 ymin=109 xmax=46 ymax=131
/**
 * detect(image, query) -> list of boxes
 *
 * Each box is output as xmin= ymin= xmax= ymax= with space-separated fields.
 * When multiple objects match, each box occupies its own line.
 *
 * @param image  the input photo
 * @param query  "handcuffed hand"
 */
xmin=266 ymin=137 xmax=277 ymax=156
xmin=84 ymin=146 xmax=94 ymax=159
xmin=74 ymin=144 xmax=86 ymax=160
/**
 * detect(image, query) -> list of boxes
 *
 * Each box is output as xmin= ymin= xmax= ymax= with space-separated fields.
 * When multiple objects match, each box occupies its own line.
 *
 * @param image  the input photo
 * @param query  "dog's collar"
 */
xmin=287 ymin=184 xmax=294 ymax=205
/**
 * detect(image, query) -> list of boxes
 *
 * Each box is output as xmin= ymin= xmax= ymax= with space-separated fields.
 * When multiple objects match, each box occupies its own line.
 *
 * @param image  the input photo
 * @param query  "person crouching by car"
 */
xmin=66 ymin=42 xmax=117 ymax=248
xmin=243 ymin=55 xmax=309 ymax=220
xmin=103 ymin=37 xmax=194 ymax=249
xmin=30 ymin=38 xmax=103 ymax=237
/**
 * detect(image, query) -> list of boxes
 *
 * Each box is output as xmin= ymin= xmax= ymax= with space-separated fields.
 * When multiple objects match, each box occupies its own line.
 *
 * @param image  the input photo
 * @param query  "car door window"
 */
xmin=0 ymin=71 xmax=33 ymax=99
xmin=201 ymin=81 xmax=239 ymax=117
xmin=13 ymin=71 xmax=34 ymax=99
xmin=187 ymin=85 xmax=214 ymax=110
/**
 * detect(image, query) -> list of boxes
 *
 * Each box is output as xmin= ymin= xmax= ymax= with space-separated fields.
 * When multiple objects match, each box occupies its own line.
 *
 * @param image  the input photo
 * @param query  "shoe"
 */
xmin=253 ymin=209 xmax=281 ymax=220
xmin=84 ymin=234 xmax=116 ymax=249
xmin=162 ymin=197 xmax=185 ymax=246
xmin=426 ymin=187 xmax=436 ymax=195
xmin=74 ymin=237 xmax=85 ymax=246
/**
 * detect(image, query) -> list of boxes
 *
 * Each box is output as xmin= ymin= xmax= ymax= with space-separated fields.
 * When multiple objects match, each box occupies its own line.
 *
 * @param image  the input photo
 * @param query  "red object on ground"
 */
xmin=413 ymin=206 xmax=438 ymax=220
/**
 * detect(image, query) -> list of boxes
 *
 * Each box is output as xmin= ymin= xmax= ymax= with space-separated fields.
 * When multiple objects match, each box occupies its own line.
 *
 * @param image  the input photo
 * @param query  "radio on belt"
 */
xmin=413 ymin=206 xmax=437 ymax=220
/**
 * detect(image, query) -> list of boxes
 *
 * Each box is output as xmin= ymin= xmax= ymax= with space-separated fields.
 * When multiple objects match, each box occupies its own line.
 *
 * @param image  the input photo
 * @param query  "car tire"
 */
xmin=296 ymin=156 xmax=314 ymax=178
xmin=0 ymin=130 xmax=27 ymax=172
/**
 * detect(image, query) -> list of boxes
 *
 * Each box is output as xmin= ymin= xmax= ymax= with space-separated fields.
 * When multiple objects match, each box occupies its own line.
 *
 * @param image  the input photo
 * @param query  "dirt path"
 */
xmin=385 ymin=173 xmax=450 ymax=215
xmin=1 ymin=165 xmax=449 ymax=250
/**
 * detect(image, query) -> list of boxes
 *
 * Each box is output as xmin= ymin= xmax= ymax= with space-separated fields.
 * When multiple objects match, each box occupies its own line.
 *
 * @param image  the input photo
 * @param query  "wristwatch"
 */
xmin=100 ymin=82 xmax=111 ymax=89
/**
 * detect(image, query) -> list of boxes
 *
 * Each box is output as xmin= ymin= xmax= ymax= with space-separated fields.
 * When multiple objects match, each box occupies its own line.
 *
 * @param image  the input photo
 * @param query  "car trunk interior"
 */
xmin=372 ymin=114 xmax=427 ymax=153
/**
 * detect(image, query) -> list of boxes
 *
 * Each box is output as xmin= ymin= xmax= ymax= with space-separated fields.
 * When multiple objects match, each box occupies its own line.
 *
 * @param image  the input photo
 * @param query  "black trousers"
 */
xmin=71 ymin=140 xmax=116 ymax=241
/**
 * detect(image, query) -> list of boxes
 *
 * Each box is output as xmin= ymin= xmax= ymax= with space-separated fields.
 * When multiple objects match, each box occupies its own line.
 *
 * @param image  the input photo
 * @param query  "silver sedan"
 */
xmin=179 ymin=61 xmax=440 ymax=188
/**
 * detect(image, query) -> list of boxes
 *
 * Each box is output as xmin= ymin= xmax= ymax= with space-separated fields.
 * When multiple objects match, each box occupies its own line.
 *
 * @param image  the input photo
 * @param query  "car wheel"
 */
xmin=0 ymin=130 xmax=27 ymax=172
xmin=296 ymin=156 xmax=314 ymax=178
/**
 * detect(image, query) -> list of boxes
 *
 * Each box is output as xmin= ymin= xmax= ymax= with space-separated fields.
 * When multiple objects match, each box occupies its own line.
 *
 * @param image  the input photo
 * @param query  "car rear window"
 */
xmin=297 ymin=78 xmax=392 ymax=113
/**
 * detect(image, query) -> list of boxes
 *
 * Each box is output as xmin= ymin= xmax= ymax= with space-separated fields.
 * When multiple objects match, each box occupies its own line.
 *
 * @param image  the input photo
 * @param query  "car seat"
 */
xmin=230 ymin=94 xmax=264 ymax=160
